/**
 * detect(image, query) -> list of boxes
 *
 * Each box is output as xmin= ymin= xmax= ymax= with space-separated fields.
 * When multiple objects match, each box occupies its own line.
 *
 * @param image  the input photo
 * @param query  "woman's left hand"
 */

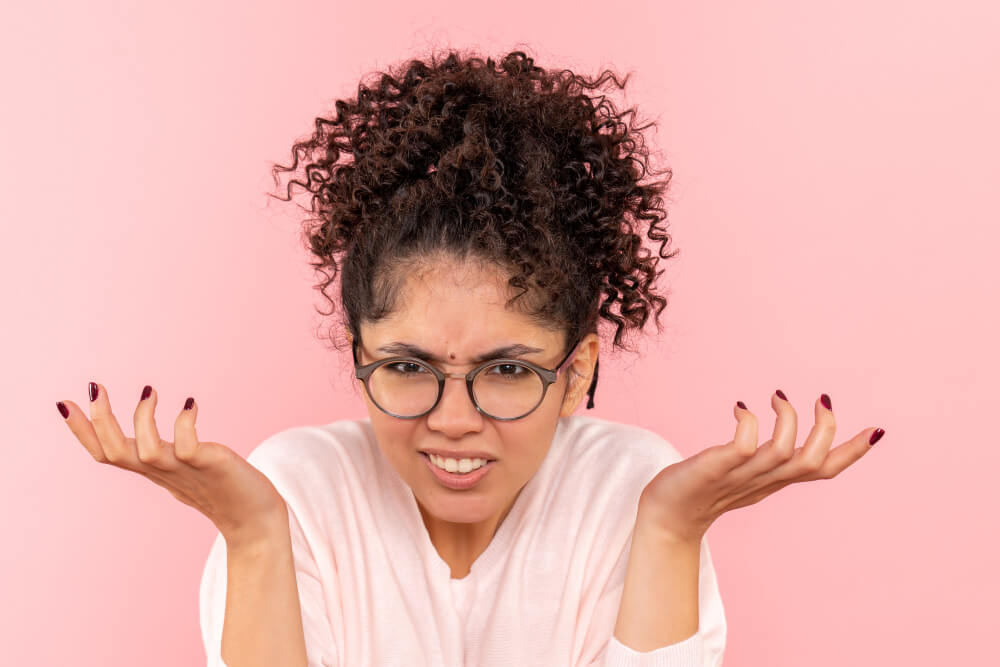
xmin=637 ymin=391 xmax=885 ymax=543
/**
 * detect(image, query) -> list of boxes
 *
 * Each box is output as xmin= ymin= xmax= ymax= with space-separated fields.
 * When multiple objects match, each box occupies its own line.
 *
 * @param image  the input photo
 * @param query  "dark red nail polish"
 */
xmin=141 ymin=385 xmax=152 ymax=401
xmin=736 ymin=400 xmax=747 ymax=410
xmin=821 ymin=393 xmax=832 ymax=410
xmin=88 ymin=382 xmax=98 ymax=402
xmin=869 ymin=428 xmax=885 ymax=446
xmin=184 ymin=397 xmax=194 ymax=410
xmin=57 ymin=402 xmax=69 ymax=419
xmin=776 ymin=389 xmax=787 ymax=401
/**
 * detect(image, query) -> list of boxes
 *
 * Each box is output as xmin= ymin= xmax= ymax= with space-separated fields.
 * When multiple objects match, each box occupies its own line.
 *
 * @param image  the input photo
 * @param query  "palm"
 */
xmin=59 ymin=382 xmax=288 ymax=543
xmin=639 ymin=392 xmax=883 ymax=543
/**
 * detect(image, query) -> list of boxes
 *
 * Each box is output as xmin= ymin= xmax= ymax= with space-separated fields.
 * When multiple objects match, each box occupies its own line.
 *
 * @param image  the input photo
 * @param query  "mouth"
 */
xmin=417 ymin=452 xmax=496 ymax=465
xmin=419 ymin=451 xmax=496 ymax=489
xmin=418 ymin=451 xmax=497 ymax=463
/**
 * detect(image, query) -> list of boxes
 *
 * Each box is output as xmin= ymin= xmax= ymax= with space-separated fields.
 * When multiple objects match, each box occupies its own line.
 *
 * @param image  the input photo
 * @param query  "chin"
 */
xmin=417 ymin=488 xmax=496 ymax=524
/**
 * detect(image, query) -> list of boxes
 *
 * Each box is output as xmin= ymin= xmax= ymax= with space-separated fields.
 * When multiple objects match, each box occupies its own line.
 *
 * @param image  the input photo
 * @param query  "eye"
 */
xmin=386 ymin=362 xmax=428 ymax=375
xmin=487 ymin=363 xmax=526 ymax=377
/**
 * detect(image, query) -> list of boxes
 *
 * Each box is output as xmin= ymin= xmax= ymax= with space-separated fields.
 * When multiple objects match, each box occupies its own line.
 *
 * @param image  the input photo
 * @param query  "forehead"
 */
xmin=363 ymin=257 xmax=559 ymax=347
xmin=403 ymin=257 xmax=510 ymax=304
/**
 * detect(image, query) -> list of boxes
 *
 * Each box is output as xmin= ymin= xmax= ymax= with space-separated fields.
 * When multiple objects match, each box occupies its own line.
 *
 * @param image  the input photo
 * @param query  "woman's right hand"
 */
xmin=57 ymin=382 xmax=289 ymax=548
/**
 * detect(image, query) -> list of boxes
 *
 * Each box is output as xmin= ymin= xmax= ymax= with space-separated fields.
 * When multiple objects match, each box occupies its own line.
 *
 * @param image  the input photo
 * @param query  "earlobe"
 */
xmin=560 ymin=352 xmax=598 ymax=416
xmin=559 ymin=378 xmax=576 ymax=417
xmin=560 ymin=372 xmax=586 ymax=416
xmin=562 ymin=334 xmax=600 ymax=415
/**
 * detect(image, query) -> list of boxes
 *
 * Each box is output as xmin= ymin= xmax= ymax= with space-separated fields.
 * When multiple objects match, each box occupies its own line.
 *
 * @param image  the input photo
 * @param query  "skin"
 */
xmin=614 ymin=393 xmax=884 ymax=650
xmin=638 ymin=392 xmax=883 ymax=542
xmin=350 ymin=256 xmax=599 ymax=579
xmin=58 ymin=248 xmax=884 ymax=655
xmin=58 ymin=251 xmax=883 ymax=654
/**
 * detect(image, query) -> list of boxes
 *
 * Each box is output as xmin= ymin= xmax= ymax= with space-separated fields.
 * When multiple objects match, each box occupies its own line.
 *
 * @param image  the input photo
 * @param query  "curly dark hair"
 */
xmin=269 ymin=47 xmax=679 ymax=409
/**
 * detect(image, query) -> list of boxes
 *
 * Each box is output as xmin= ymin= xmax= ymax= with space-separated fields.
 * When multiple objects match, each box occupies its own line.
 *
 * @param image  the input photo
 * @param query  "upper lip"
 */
xmin=420 ymin=448 xmax=497 ymax=461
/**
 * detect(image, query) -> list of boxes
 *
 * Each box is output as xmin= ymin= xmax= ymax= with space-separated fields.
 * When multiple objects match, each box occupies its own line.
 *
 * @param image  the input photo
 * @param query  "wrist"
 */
xmin=635 ymin=499 xmax=707 ymax=547
xmin=221 ymin=510 xmax=291 ymax=553
xmin=615 ymin=504 xmax=704 ymax=651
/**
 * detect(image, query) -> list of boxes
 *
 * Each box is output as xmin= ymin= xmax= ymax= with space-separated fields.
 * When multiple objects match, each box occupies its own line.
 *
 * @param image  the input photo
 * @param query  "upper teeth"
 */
xmin=429 ymin=454 xmax=488 ymax=473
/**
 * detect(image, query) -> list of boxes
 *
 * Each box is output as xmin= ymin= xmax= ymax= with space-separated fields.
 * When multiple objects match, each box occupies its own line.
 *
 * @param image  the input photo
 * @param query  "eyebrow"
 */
xmin=375 ymin=341 xmax=545 ymax=365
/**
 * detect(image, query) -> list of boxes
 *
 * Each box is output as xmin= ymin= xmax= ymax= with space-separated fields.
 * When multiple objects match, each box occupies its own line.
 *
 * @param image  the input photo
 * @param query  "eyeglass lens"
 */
xmin=367 ymin=360 xmax=546 ymax=419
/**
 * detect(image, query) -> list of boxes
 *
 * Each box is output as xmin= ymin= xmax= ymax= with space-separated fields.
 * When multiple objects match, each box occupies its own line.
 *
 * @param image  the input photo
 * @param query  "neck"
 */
xmin=416 ymin=493 xmax=519 ymax=579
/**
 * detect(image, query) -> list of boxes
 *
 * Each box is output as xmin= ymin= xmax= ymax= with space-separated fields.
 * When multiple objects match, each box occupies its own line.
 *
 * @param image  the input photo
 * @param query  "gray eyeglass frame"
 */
xmin=352 ymin=333 xmax=584 ymax=421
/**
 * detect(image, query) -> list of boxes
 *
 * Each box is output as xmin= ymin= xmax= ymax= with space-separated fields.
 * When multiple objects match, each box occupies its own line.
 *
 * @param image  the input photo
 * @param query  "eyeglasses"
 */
xmin=352 ymin=334 xmax=584 ymax=421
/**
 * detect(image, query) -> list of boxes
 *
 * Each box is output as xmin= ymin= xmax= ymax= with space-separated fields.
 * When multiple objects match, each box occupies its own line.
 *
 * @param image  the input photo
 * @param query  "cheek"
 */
xmin=497 ymin=421 xmax=555 ymax=471
xmin=542 ymin=377 xmax=572 ymax=416
xmin=368 ymin=411 xmax=419 ymax=462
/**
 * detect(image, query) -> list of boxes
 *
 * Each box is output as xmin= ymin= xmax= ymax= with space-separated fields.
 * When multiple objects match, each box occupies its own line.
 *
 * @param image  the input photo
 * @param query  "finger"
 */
xmin=174 ymin=396 xmax=207 ymax=465
xmin=812 ymin=427 xmax=881 ymax=481
xmin=58 ymin=399 xmax=109 ymax=462
xmin=727 ymin=389 xmax=799 ymax=484
xmin=768 ymin=389 xmax=797 ymax=459
xmin=687 ymin=401 xmax=760 ymax=479
xmin=134 ymin=385 xmax=178 ymax=471
xmin=784 ymin=393 xmax=838 ymax=478
xmin=88 ymin=382 xmax=138 ymax=466
xmin=717 ymin=426 xmax=883 ymax=514
xmin=730 ymin=394 xmax=838 ymax=491
xmin=731 ymin=401 xmax=759 ymax=458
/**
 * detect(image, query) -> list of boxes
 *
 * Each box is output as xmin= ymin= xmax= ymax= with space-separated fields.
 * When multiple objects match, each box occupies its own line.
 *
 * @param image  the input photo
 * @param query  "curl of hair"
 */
xmin=269 ymin=47 xmax=679 ymax=366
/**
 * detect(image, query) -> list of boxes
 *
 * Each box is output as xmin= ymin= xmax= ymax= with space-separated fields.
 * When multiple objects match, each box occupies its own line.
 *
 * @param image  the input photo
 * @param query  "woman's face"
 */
xmin=354 ymin=257 xmax=597 ymax=533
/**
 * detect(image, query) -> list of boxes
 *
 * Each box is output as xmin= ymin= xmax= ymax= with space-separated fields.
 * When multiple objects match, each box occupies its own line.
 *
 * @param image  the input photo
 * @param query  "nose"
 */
xmin=425 ymin=375 xmax=483 ymax=436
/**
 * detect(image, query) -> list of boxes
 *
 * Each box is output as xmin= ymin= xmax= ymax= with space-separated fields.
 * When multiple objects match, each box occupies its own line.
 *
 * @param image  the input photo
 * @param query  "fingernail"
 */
xmin=89 ymin=382 xmax=98 ymax=402
xmin=141 ymin=385 xmax=152 ymax=401
xmin=869 ymin=428 xmax=885 ymax=446
xmin=56 ymin=402 xmax=69 ymax=419
xmin=775 ymin=389 xmax=787 ymax=401
xmin=821 ymin=393 xmax=832 ymax=410
xmin=736 ymin=400 xmax=747 ymax=410
xmin=184 ymin=397 xmax=195 ymax=410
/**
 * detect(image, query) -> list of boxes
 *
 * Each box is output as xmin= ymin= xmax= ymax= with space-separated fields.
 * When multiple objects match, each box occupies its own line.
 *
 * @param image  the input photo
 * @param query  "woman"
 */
xmin=56 ymin=49 xmax=884 ymax=666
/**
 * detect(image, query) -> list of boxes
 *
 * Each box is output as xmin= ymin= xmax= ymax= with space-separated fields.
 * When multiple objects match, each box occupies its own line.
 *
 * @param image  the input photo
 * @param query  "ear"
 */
xmin=559 ymin=333 xmax=600 ymax=417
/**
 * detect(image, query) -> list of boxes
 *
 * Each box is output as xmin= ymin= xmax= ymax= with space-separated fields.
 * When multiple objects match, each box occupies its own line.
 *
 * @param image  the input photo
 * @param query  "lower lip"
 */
xmin=420 ymin=452 xmax=495 ymax=490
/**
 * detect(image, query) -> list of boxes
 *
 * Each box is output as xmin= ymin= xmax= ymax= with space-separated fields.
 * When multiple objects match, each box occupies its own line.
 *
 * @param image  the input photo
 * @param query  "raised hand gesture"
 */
xmin=638 ymin=391 xmax=885 ymax=543
xmin=57 ymin=382 xmax=289 ymax=548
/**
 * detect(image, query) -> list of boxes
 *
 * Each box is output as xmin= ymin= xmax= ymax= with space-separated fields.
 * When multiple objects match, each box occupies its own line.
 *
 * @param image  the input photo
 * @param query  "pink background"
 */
xmin=4 ymin=1 xmax=997 ymax=665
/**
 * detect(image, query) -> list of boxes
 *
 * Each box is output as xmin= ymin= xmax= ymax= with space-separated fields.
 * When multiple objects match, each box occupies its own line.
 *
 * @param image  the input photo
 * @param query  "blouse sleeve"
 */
xmin=583 ymin=532 xmax=727 ymax=667
xmin=198 ymin=501 xmax=339 ymax=667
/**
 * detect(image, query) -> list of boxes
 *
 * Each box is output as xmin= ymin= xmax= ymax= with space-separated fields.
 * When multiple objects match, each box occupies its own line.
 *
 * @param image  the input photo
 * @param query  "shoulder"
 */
xmin=535 ymin=415 xmax=684 ymax=515
xmin=527 ymin=416 xmax=683 ymax=570
xmin=556 ymin=414 xmax=684 ymax=471
xmin=243 ymin=419 xmax=378 ymax=498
